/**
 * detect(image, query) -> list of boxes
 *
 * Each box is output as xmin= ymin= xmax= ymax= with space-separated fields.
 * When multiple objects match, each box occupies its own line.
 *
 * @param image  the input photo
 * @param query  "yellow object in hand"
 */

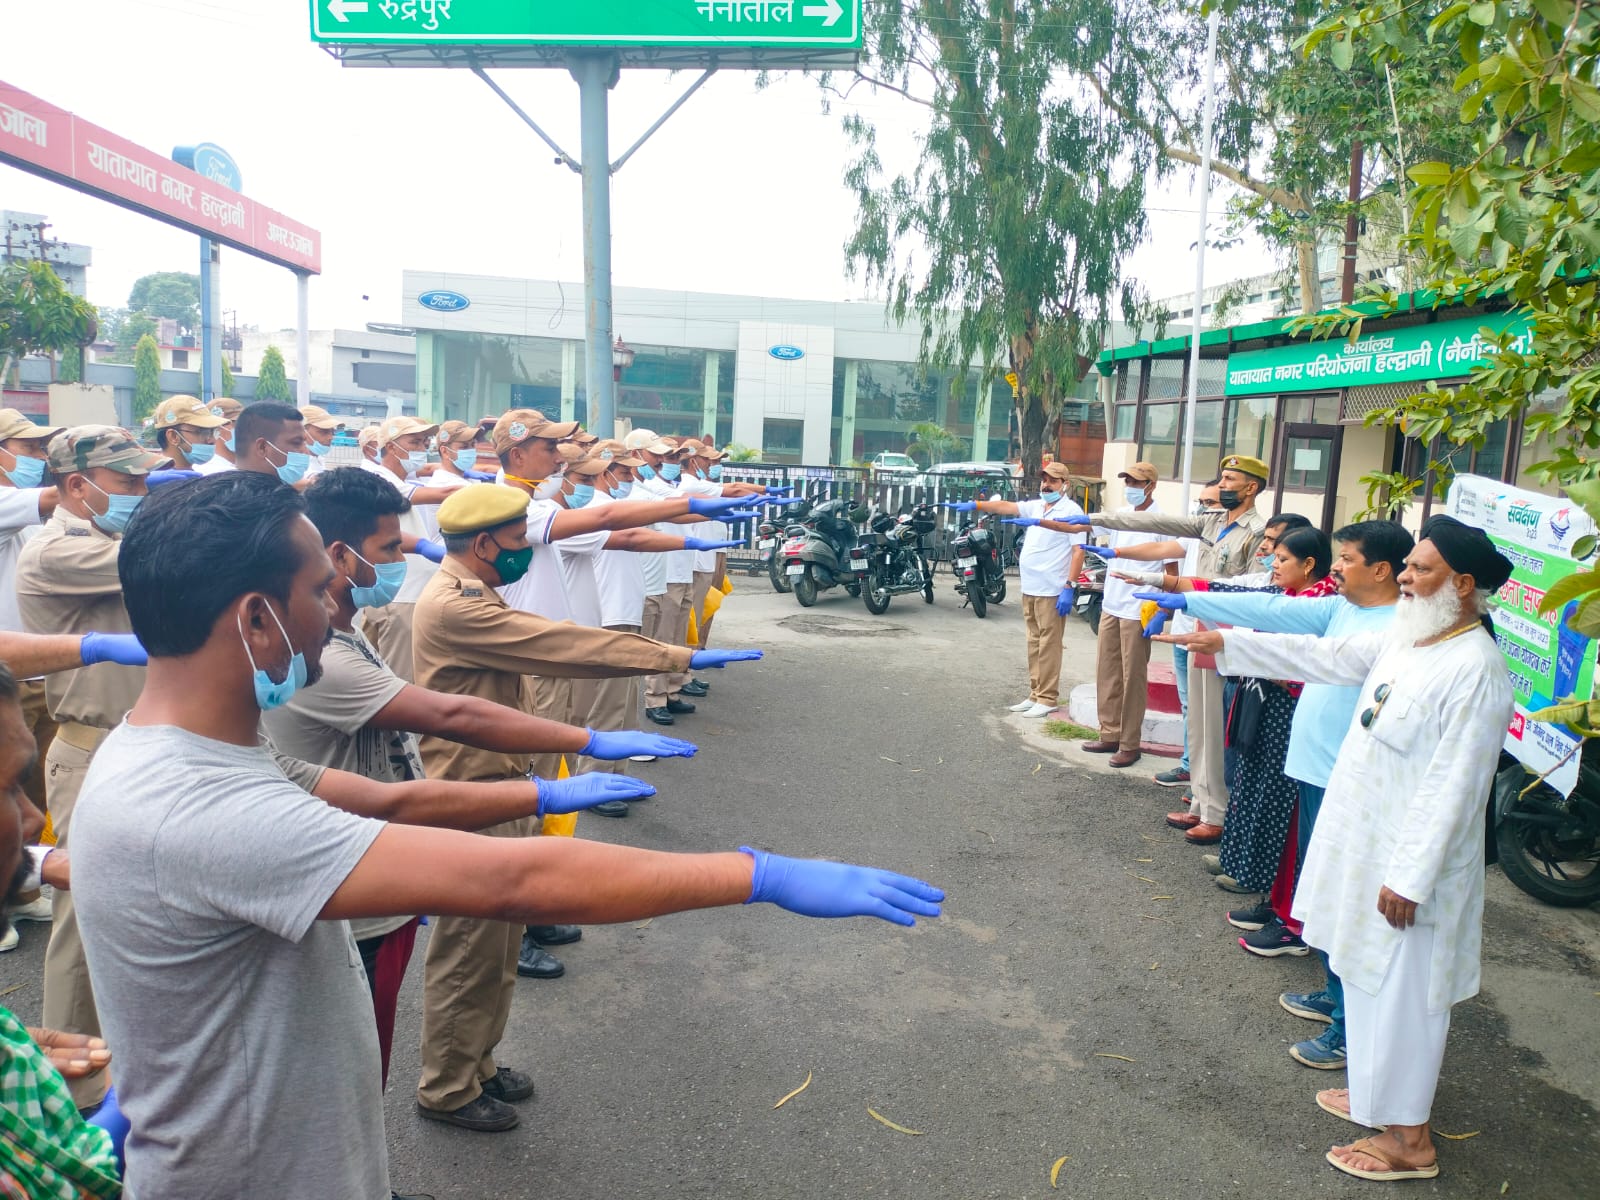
xmin=1140 ymin=599 xmax=1162 ymax=627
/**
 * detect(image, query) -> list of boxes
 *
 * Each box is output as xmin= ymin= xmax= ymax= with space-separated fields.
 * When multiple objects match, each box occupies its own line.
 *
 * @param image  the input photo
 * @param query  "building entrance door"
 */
xmin=1274 ymin=423 xmax=1344 ymax=532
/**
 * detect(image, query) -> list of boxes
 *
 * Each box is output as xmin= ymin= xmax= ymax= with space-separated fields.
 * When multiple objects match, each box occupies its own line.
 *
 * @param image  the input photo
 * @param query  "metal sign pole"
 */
xmin=296 ymin=273 xmax=311 ymax=406
xmin=571 ymin=53 xmax=618 ymax=438
xmin=1181 ymin=7 xmax=1221 ymax=509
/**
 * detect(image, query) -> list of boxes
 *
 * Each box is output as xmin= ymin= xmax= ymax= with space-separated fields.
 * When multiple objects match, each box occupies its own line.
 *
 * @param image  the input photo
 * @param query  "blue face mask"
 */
xmin=453 ymin=449 xmax=480 ymax=474
xmin=224 ymin=431 xmax=237 ymax=453
xmin=239 ymin=604 xmax=307 ymax=712
xmin=1124 ymin=486 xmax=1147 ymax=507
xmin=3 ymin=452 xmax=46 ymax=488
xmin=1041 ymin=490 xmax=1062 ymax=506
xmin=309 ymin=439 xmax=332 ymax=458
xmin=405 ymin=450 xmax=430 ymax=475
xmin=708 ymin=464 xmax=722 ymax=481
xmin=637 ymin=464 xmax=657 ymax=481
xmin=267 ymin=441 xmax=310 ymax=485
xmin=610 ymin=482 xmax=633 ymax=501
xmin=85 ymin=479 xmax=143 ymax=535
xmin=180 ymin=436 xmax=215 ymax=466
xmin=659 ymin=463 xmax=682 ymax=482
xmin=347 ymin=548 xmax=408 ymax=610
xmin=693 ymin=467 xmax=706 ymax=480
xmin=567 ymin=482 xmax=596 ymax=509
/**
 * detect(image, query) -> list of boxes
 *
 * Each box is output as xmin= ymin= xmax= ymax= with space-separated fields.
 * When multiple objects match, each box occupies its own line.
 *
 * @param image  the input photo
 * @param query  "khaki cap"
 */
xmin=378 ymin=415 xmax=439 ymax=446
xmin=48 ymin=425 xmax=171 ymax=476
xmin=0 ymin=408 xmax=63 ymax=442
xmin=491 ymin=409 xmax=580 ymax=455
xmin=357 ymin=425 xmax=383 ymax=449
xmin=679 ymin=440 xmax=707 ymax=456
xmin=438 ymin=419 xmax=476 ymax=444
xmin=622 ymin=429 xmax=659 ymax=451
xmin=555 ymin=441 xmax=590 ymax=465
xmin=207 ymin=398 xmax=244 ymax=421
xmin=299 ymin=405 xmax=345 ymax=431
xmin=565 ymin=429 xmax=599 ymax=446
xmin=436 ymin=483 xmax=531 ymax=536
xmin=1117 ymin=461 xmax=1159 ymax=484
xmin=1220 ymin=453 xmax=1270 ymax=481
xmin=1042 ymin=461 xmax=1073 ymax=482
xmin=565 ymin=455 xmax=611 ymax=478
xmin=596 ymin=444 xmax=645 ymax=468
xmin=153 ymin=396 xmax=224 ymax=432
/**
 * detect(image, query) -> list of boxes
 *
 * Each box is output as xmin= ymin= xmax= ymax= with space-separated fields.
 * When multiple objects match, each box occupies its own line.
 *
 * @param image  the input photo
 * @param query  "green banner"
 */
xmin=1223 ymin=312 xmax=1531 ymax=396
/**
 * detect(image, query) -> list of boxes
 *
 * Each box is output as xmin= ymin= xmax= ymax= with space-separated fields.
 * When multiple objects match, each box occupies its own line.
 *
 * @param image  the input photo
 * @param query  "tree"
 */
xmin=835 ymin=2 xmax=1157 ymax=491
xmin=132 ymin=334 xmax=162 ymax=423
xmin=904 ymin=421 xmax=962 ymax=468
xmin=127 ymin=272 xmax=200 ymax=332
xmin=0 ymin=260 xmax=97 ymax=388
xmin=255 ymin=344 xmax=292 ymax=402
xmin=723 ymin=442 xmax=761 ymax=462
xmin=220 ymin=357 xmax=235 ymax=398
xmin=102 ymin=311 xmax=158 ymax=365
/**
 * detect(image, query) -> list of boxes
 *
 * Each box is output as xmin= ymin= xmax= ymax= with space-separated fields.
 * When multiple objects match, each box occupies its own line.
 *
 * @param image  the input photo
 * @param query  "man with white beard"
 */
xmin=1156 ymin=515 xmax=1515 ymax=1183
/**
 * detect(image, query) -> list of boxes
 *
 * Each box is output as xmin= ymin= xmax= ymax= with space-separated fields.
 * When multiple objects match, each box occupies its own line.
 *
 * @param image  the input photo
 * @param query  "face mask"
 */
xmin=610 ymin=482 xmax=633 ymax=501
xmin=708 ymin=464 xmax=722 ymax=481
xmin=453 ymin=449 xmax=480 ymax=474
xmin=1041 ymin=490 xmax=1062 ymax=505
xmin=486 ymin=536 xmax=534 ymax=586
xmin=224 ymin=431 xmax=237 ymax=453
xmin=533 ymin=474 xmax=565 ymax=501
xmin=659 ymin=463 xmax=682 ymax=482
xmin=405 ymin=450 xmax=430 ymax=474
xmin=693 ymin=467 xmax=706 ymax=480
xmin=637 ymin=464 xmax=657 ymax=481
xmin=3 ymin=452 xmax=46 ymax=488
xmin=309 ymin=439 xmax=332 ymax=458
xmin=85 ymin=479 xmax=143 ymax=535
xmin=266 ymin=441 xmax=310 ymax=485
xmin=1124 ymin=486 xmax=1147 ymax=507
xmin=347 ymin=548 xmax=408 ymax=610
xmin=179 ymin=436 xmax=215 ymax=466
xmin=238 ymin=604 xmax=307 ymax=712
xmin=1218 ymin=488 xmax=1242 ymax=509
xmin=567 ymin=482 xmax=596 ymax=509
xmin=1256 ymin=553 xmax=1276 ymax=571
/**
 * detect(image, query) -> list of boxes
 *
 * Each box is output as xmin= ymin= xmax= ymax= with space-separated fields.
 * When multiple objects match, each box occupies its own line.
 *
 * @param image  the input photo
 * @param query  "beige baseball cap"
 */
xmin=377 ymin=415 xmax=439 ymax=446
xmin=491 ymin=409 xmax=580 ymax=455
xmin=622 ymin=428 xmax=659 ymax=451
xmin=0 ymin=408 xmax=63 ymax=442
xmin=299 ymin=405 xmax=346 ymax=432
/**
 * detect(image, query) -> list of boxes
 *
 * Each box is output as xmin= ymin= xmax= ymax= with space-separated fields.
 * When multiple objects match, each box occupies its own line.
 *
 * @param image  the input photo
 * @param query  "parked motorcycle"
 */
xmin=783 ymin=496 xmax=863 ymax=607
xmin=1075 ymin=556 xmax=1107 ymax=633
xmin=950 ymin=514 xmax=1008 ymax=618
xmin=854 ymin=504 xmax=937 ymax=614
xmin=758 ymin=497 xmax=813 ymax=594
xmin=1490 ymin=745 xmax=1600 ymax=906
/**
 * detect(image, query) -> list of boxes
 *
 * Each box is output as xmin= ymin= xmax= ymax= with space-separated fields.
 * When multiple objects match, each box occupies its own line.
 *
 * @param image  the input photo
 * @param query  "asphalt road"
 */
xmin=5 ymin=572 xmax=1599 ymax=1198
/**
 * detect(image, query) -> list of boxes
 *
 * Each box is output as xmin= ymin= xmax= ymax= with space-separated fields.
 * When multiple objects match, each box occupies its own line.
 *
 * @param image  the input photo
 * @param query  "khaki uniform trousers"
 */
xmin=575 ymin=624 xmax=643 ymax=775
xmin=698 ymin=555 xmax=726 ymax=647
xmin=1095 ymin=614 xmax=1152 ymax=752
xmin=1187 ymin=662 xmax=1228 ymax=827
xmin=415 ymin=812 xmax=539 ymax=1112
xmin=1021 ymin=593 xmax=1067 ymax=708
xmin=18 ymin=679 xmax=56 ymax=836
xmin=691 ymin=568 xmax=718 ymax=651
xmin=41 ymin=729 xmax=109 ymax=1108
xmin=528 ymin=675 xmax=574 ymax=785
xmin=644 ymin=582 xmax=693 ymax=708
xmin=361 ymin=601 xmax=417 ymax=683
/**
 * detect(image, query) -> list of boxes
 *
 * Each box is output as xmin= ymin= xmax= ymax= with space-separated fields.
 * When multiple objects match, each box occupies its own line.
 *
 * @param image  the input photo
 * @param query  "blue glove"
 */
xmin=145 ymin=470 xmax=200 ymax=490
xmin=1057 ymin=513 xmax=1092 ymax=527
xmin=1083 ymin=545 xmax=1119 ymax=559
xmin=414 ymin=539 xmax=446 ymax=563
xmin=1002 ymin=516 xmax=1040 ymax=528
xmin=740 ymin=847 xmax=945 ymax=927
xmin=765 ymin=485 xmax=795 ymax=496
xmin=763 ymin=495 xmax=805 ymax=507
xmin=690 ymin=648 xmax=764 ymax=669
xmin=463 ymin=469 xmax=498 ymax=482
xmin=944 ymin=501 xmax=978 ymax=512
xmin=719 ymin=509 xmax=762 ymax=523
xmin=683 ymin=536 xmax=745 ymax=552
xmin=533 ymin=772 xmax=656 ymax=816
xmin=1132 ymin=590 xmax=1186 ymax=611
xmin=1142 ymin=608 xmax=1171 ymax=639
xmin=1055 ymin=586 xmax=1077 ymax=617
xmin=688 ymin=494 xmax=760 ymax=519
xmin=581 ymin=729 xmax=698 ymax=760
xmin=80 ymin=632 xmax=147 ymax=667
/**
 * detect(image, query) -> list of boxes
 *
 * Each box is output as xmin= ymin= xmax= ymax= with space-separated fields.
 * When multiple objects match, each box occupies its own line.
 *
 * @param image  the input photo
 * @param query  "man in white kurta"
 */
xmin=1165 ymin=517 xmax=1515 ymax=1182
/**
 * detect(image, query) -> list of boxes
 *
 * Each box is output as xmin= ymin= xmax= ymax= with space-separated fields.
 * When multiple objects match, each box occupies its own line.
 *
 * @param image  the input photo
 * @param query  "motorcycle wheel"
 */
xmin=845 ymin=581 xmax=861 ymax=598
xmin=967 ymin=579 xmax=988 ymax=619
xmin=987 ymin=574 xmax=1007 ymax=605
xmin=922 ymin=574 xmax=935 ymax=604
xmin=862 ymin=573 xmax=892 ymax=614
xmin=769 ymin=551 xmax=792 ymax=594
xmin=1495 ymin=805 xmax=1600 ymax=907
xmin=793 ymin=567 xmax=819 ymax=607
xmin=1081 ymin=594 xmax=1103 ymax=634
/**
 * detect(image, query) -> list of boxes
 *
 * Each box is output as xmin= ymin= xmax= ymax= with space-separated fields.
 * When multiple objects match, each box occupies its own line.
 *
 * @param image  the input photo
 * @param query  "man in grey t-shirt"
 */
xmin=71 ymin=472 xmax=943 ymax=1199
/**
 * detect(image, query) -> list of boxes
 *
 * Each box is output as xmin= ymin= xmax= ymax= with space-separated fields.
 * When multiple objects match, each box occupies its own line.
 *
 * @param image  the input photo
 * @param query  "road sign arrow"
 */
xmin=802 ymin=0 xmax=844 ymax=27
xmin=327 ymin=0 xmax=369 ymax=22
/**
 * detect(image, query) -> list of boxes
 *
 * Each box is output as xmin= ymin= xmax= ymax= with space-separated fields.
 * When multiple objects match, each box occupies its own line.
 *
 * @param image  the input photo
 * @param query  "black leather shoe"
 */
xmin=681 ymin=679 xmax=709 ymax=696
xmin=394 ymin=1191 xmax=436 ymax=1199
xmin=665 ymin=698 xmax=697 ymax=714
xmin=591 ymin=798 xmax=630 ymax=818
xmin=644 ymin=707 xmax=675 ymax=726
xmin=527 ymin=924 xmax=582 ymax=946
xmin=480 ymin=1066 xmax=535 ymax=1104
xmin=517 ymin=934 xmax=565 ymax=979
xmin=415 ymin=1093 xmax=519 ymax=1132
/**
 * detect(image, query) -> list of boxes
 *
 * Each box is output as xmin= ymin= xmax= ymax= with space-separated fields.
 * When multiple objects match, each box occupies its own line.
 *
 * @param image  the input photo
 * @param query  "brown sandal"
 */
xmin=1325 ymin=1137 xmax=1440 ymax=1182
xmin=1316 ymin=1089 xmax=1386 ymax=1131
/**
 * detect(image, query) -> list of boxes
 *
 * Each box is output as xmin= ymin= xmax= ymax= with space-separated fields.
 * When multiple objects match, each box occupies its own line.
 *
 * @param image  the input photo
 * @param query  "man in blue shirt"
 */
xmin=1145 ymin=520 xmax=1413 ymax=1069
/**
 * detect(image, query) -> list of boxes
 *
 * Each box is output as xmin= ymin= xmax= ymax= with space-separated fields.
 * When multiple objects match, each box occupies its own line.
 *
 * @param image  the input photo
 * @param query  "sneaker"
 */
xmin=1020 ymin=702 xmax=1055 ymax=718
xmin=1202 ymin=853 xmax=1223 ymax=876
xmin=1225 ymin=900 xmax=1277 ymax=932
xmin=416 ymin=1093 xmax=519 ymax=1132
xmin=480 ymin=1066 xmax=536 ymax=1103
xmin=681 ymin=679 xmax=710 ymax=697
xmin=0 ymin=924 xmax=16 ymax=953
xmin=1154 ymin=767 xmax=1191 ymax=787
xmin=1215 ymin=874 xmax=1254 ymax=894
xmin=1290 ymin=1025 xmax=1348 ymax=1069
xmin=1279 ymin=990 xmax=1337 ymax=1025
xmin=7 ymin=894 xmax=51 ymax=923
xmin=628 ymin=754 xmax=657 ymax=763
xmin=1007 ymin=699 xmax=1035 ymax=712
xmin=590 ymin=799 xmax=630 ymax=819
xmin=1239 ymin=920 xmax=1310 ymax=958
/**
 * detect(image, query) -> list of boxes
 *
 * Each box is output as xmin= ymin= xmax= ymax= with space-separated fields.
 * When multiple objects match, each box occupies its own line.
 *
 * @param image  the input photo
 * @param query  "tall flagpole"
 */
xmin=1181 ymin=7 xmax=1222 ymax=509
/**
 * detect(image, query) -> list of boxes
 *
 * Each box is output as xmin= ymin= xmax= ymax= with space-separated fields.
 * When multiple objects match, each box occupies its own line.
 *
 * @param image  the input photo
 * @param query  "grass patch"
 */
xmin=1042 ymin=719 xmax=1098 ymax=741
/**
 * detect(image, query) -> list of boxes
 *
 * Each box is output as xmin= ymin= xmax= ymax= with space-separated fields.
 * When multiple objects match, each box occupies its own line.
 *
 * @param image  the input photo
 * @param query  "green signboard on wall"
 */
xmin=1223 ymin=312 xmax=1532 ymax=397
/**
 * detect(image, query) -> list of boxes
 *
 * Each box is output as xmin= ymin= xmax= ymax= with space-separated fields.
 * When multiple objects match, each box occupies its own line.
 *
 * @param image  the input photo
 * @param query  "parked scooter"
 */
xmin=783 ymin=496 xmax=863 ymax=607
xmin=950 ymin=514 xmax=1008 ymax=618
xmin=855 ymin=503 xmax=937 ymax=614
xmin=1490 ymin=745 xmax=1600 ymax=906
xmin=1075 ymin=555 xmax=1107 ymax=633
xmin=758 ymin=497 xmax=813 ymax=594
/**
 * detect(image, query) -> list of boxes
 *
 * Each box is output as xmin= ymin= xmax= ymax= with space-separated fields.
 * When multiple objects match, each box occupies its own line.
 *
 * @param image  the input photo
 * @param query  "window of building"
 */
xmin=437 ymin=332 xmax=564 ymax=424
xmin=1247 ymin=293 xmax=1263 ymax=304
xmin=1188 ymin=399 xmax=1224 ymax=480
xmin=1113 ymin=403 xmax=1137 ymax=441
xmin=354 ymin=361 xmax=415 ymax=394
xmin=1145 ymin=357 xmax=1185 ymax=401
xmin=1283 ymin=393 xmax=1341 ymax=424
xmin=617 ymin=344 xmax=706 ymax=438
xmin=1138 ymin=402 xmax=1182 ymax=476
xmin=762 ymin=418 xmax=805 ymax=463
xmin=170 ymin=349 xmax=189 ymax=369
xmin=1227 ymin=393 xmax=1277 ymax=464
xmin=360 ymin=349 xmax=371 ymax=359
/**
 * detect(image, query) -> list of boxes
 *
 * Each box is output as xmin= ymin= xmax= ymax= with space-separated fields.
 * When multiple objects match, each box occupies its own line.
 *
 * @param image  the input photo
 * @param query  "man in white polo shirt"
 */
xmin=192 ymin=397 xmax=242 ymax=475
xmin=299 ymin=405 xmax=346 ymax=478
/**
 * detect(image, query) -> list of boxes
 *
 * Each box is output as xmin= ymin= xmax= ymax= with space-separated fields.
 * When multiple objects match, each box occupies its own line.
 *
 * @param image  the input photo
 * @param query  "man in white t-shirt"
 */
xmin=298 ymin=405 xmax=346 ymax=478
xmin=191 ymin=397 xmax=242 ymax=475
xmin=150 ymin=395 xmax=225 ymax=472
xmin=953 ymin=461 xmax=1086 ymax=717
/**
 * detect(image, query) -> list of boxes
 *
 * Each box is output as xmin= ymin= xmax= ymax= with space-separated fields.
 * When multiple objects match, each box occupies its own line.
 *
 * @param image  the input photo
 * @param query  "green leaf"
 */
xmin=1571 ymin=533 xmax=1599 ymax=561
xmin=1564 ymin=478 xmax=1600 ymax=525
xmin=1466 ymin=0 xmax=1497 ymax=24
xmin=1573 ymin=591 xmax=1600 ymax=637
xmin=1530 ymin=0 xmax=1576 ymax=27
xmin=1568 ymin=79 xmax=1600 ymax=124
xmin=1535 ymin=568 xmax=1600 ymax=615
xmin=1529 ymin=699 xmax=1592 ymax=725
xmin=1329 ymin=32 xmax=1354 ymax=71
xmin=1408 ymin=161 xmax=1455 ymax=187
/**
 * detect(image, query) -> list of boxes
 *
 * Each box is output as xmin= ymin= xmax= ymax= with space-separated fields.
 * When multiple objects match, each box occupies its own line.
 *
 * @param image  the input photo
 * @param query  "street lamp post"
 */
xmin=611 ymin=335 xmax=635 ymax=392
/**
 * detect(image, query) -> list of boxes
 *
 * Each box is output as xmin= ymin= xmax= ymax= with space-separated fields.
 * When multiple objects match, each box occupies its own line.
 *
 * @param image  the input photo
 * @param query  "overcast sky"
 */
xmin=1 ymin=0 xmax=1280 ymax=335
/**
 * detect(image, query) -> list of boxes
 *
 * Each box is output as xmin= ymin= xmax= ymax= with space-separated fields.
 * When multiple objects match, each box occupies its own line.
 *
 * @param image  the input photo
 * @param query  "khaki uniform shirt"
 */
xmin=1089 ymin=506 xmax=1267 ymax=582
xmin=16 ymin=510 xmax=143 ymax=730
xmin=412 ymin=557 xmax=694 ymax=783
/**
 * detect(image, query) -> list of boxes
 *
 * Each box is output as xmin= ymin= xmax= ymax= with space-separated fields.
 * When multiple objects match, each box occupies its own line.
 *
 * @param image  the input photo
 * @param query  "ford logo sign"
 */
xmin=171 ymin=142 xmax=243 ymax=193
xmin=769 ymin=345 xmax=805 ymax=361
xmin=418 ymin=290 xmax=471 ymax=313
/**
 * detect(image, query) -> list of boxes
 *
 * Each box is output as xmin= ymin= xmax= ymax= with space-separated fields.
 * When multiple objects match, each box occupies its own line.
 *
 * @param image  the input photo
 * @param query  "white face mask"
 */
xmin=533 ymin=470 xmax=565 ymax=501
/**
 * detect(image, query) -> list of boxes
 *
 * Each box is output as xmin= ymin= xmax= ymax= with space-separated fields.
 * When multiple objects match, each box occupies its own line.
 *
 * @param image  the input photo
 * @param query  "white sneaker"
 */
xmin=628 ymin=755 xmax=657 ymax=763
xmin=1021 ymin=702 xmax=1056 ymax=718
xmin=1007 ymin=699 xmax=1035 ymax=712
xmin=0 ymin=924 xmax=17 ymax=953
xmin=8 ymin=894 xmax=52 ymax=923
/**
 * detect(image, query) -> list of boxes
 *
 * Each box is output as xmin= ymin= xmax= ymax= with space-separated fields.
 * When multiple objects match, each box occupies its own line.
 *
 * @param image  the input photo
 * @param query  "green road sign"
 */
xmin=311 ymin=0 xmax=861 ymax=50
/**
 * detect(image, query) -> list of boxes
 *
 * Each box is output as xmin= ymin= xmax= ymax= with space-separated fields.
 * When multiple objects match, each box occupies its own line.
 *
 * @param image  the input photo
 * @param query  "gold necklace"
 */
xmin=1419 ymin=620 xmax=1484 ymax=648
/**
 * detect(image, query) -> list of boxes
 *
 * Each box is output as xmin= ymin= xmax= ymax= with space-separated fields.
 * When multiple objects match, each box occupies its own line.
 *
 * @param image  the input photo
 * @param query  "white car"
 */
xmin=870 ymin=452 xmax=920 ymax=474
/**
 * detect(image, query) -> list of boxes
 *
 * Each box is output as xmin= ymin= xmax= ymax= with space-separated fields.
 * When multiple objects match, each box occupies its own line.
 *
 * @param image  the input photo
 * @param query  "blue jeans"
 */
xmin=1173 ymin=645 xmax=1191 ymax=772
xmin=1297 ymin=780 xmax=1344 ymax=1037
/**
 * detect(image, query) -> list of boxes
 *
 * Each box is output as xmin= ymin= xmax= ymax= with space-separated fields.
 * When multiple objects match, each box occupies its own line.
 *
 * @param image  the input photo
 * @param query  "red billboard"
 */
xmin=0 ymin=80 xmax=321 ymax=275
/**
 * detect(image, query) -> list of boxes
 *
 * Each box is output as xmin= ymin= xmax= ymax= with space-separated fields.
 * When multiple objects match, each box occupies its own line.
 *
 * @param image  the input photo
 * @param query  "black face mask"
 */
xmin=1218 ymin=488 xmax=1243 ymax=508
